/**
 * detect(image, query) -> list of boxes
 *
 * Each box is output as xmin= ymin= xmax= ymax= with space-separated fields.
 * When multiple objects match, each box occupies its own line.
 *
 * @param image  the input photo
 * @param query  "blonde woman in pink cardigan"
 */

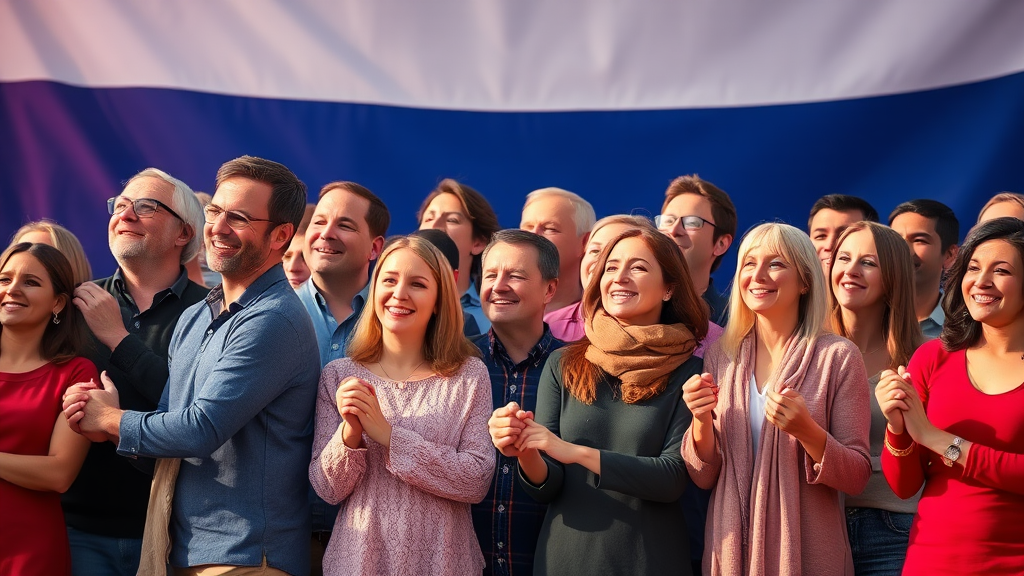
xmin=681 ymin=223 xmax=872 ymax=576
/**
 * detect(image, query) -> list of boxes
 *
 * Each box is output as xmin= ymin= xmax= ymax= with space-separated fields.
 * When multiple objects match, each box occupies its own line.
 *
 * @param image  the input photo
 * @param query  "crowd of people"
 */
xmin=2 ymin=155 xmax=1023 ymax=576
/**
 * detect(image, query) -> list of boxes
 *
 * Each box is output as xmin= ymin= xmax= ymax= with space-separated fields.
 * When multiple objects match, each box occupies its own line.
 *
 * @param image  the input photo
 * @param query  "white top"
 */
xmin=749 ymin=372 xmax=769 ymax=460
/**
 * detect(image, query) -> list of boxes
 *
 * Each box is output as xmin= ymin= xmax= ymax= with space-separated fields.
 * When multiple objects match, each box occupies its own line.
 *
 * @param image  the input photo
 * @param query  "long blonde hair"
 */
xmin=827 ymin=222 xmax=923 ymax=369
xmin=346 ymin=235 xmax=479 ymax=376
xmin=719 ymin=223 xmax=827 ymax=358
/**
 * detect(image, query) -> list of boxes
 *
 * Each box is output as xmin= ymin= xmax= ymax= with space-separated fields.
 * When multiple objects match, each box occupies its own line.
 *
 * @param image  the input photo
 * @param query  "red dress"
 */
xmin=882 ymin=339 xmax=1024 ymax=575
xmin=0 ymin=357 xmax=98 ymax=576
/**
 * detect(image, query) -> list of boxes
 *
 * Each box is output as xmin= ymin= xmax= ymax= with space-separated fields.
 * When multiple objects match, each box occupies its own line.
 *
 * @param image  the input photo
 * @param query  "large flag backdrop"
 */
xmin=2 ymin=0 xmax=1024 ymax=282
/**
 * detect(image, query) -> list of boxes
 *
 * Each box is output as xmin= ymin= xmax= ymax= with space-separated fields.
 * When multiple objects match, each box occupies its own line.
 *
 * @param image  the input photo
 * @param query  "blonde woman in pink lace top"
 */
xmin=310 ymin=235 xmax=495 ymax=576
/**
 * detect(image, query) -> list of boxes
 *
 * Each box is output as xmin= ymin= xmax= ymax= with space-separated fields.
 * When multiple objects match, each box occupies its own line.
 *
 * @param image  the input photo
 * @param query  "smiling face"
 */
xmin=205 ymin=177 xmax=281 ymax=283
xmin=0 ymin=251 xmax=65 ymax=331
xmin=599 ymin=236 xmax=669 ymax=326
xmin=831 ymin=228 xmax=885 ymax=314
xmin=890 ymin=211 xmax=952 ymax=293
xmin=659 ymin=193 xmax=723 ymax=279
xmin=373 ymin=247 xmax=439 ymax=338
xmin=962 ymin=239 xmax=1024 ymax=328
xmin=521 ymin=195 xmax=584 ymax=276
xmin=810 ymin=208 xmax=865 ymax=271
xmin=740 ymin=244 xmax=805 ymax=322
xmin=305 ymin=188 xmax=378 ymax=281
xmin=581 ymin=222 xmax=635 ymax=288
xmin=480 ymin=241 xmax=556 ymax=329
xmin=419 ymin=193 xmax=484 ymax=278
xmin=108 ymin=176 xmax=186 ymax=265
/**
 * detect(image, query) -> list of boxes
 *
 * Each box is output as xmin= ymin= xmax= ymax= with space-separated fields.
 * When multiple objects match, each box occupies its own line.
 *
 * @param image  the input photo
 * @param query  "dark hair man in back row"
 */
xmin=808 ymin=194 xmax=880 ymax=272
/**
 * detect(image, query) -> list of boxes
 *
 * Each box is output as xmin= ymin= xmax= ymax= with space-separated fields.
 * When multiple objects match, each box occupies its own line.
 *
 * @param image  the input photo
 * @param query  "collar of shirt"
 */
xmin=305 ymin=278 xmax=369 ymax=326
xmin=112 ymin=266 xmax=190 ymax=315
xmin=927 ymin=296 xmax=945 ymax=326
xmin=205 ymin=264 xmax=287 ymax=320
xmin=486 ymin=325 xmax=559 ymax=373
xmin=462 ymin=286 xmax=482 ymax=308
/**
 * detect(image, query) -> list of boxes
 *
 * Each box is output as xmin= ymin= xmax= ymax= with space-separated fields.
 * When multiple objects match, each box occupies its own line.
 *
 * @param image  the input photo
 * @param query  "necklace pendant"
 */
xmin=398 ymin=381 xmax=406 ymax=390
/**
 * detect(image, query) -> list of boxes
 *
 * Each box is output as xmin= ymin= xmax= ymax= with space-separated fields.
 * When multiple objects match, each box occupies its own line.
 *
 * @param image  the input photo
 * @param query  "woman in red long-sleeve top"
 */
xmin=878 ymin=216 xmax=1024 ymax=576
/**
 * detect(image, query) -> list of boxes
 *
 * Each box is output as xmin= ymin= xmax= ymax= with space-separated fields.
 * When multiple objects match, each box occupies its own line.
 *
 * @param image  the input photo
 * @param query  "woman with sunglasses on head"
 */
xmin=491 ymin=223 xmax=708 ymax=575
xmin=0 ymin=243 xmax=98 ymax=575
xmin=828 ymin=222 xmax=924 ymax=575
xmin=309 ymin=235 xmax=494 ymax=576
xmin=682 ymin=223 xmax=871 ymax=576
xmin=878 ymin=217 xmax=1024 ymax=575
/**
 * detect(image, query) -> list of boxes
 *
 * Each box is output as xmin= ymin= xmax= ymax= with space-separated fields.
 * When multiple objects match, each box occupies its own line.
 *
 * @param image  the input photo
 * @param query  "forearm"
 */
xmin=917 ymin=425 xmax=972 ymax=466
xmin=310 ymin=423 xmax=366 ymax=504
xmin=0 ymin=452 xmax=82 ymax=492
xmin=518 ymin=449 xmax=549 ymax=485
xmin=691 ymin=418 xmax=717 ymax=463
xmin=796 ymin=422 xmax=828 ymax=464
xmin=568 ymin=444 xmax=601 ymax=476
xmin=387 ymin=425 xmax=496 ymax=503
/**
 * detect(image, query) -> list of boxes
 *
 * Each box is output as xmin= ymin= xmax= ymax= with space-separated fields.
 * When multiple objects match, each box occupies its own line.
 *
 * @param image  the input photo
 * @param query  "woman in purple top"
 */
xmin=309 ymin=235 xmax=495 ymax=576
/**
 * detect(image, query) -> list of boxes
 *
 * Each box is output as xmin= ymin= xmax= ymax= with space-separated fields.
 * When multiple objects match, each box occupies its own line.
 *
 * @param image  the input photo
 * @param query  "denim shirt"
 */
xmin=117 ymin=265 xmax=320 ymax=575
xmin=462 ymin=286 xmax=490 ymax=336
xmin=297 ymin=278 xmax=368 ymax=365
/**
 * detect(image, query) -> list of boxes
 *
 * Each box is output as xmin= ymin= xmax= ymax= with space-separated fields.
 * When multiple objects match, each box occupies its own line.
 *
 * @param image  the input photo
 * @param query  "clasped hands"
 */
xmin=61 ymin=371 xmax=122 ymax=443
xmin=487 ymin=402 xmax=576 ymax=464
xmin=875 ymin=366 xmax=929 ymax=441
xmin=335 ymin=377 xmax=392 ymax=450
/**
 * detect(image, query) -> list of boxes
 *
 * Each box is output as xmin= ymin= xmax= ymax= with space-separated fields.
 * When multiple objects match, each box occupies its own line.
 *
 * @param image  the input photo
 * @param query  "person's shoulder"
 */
xmin=469 ymin=332 xmax=489 ymax=353
xmin=324 ymin=356 xmax=359 ymax=375
xmin=182 ymin=280 xmax=210 ymax=304
xmin=814 ymin=332 xmax=858 ymax=355
xmin=59 ymin=356 xmax=100 ymax=379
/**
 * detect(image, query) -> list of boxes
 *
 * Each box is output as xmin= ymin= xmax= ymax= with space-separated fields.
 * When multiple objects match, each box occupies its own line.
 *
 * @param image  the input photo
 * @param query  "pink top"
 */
xmin=545 ymin=301 xmax=724 ymax=359
xmin=309 ymin=357 xmax=495 ymax=576
xmin=882 ymin=339 xmax=1024 ymax=575
xmin=544 ymin=301 xmax=584 ymax=342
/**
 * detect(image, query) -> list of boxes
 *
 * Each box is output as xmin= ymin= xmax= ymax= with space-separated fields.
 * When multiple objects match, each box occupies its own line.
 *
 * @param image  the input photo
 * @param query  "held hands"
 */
xmin=62 ymin=371 xmax=121 ymax=443
xmin=335 ymin=377 xmax=392 ymax=449
xmin=876 ymin=367 xmax=911 ymax=434
xmin=488 ymin=402 xmax=535 ymax=458
xmin=682 ymin=372 xmax=718 ymax=424
xmin=73 ymin=283 xmax=130 ymax=351
xmin=514 ymin=418 xmax=577 ymax=465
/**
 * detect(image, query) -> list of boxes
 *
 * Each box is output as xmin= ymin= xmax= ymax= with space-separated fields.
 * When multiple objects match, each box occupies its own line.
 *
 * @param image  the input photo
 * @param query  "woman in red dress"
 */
xmin=0 ymin=242 xmax=98 ymax=575
xmin=878 ymin=217 xmax=1024 ymax=575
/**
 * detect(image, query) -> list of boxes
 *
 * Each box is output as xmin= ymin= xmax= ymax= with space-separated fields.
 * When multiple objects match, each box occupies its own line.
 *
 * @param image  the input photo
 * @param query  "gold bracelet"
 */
xmin=884 ymin=434 xmax=915 ymax=457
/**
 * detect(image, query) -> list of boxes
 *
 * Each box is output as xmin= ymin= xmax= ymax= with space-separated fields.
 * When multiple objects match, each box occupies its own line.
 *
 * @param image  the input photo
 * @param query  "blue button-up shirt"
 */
xmin=117 ymin=265 xmax=320 ymax=575
xmin=297 ymin=278 xmax=368 ymax=365
xmin=463 ymin=286 xmax=490 ymax=336
xmin=920 ymin=297 xmax=945 ymax=340
xmin=471 ymin=327 xmax=563 ymax=576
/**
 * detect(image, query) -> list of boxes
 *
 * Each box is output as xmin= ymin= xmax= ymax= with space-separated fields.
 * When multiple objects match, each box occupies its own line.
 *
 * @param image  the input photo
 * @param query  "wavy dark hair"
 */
xmin=0 ymin=243 xmax=90 ymax=363
xmin=941 ymin=217 xmax=1024 ymax=351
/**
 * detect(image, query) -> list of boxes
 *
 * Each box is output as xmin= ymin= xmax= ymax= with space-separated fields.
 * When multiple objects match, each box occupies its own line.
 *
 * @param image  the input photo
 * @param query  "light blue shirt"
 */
xmin=296 ymin=278 xmax=368 ymax=365
xmin=117 ymin=265 xmax=320 ymax=575
xmin=920 ymin=297 xmax=945 ymax=340
xmin=462 ymin=285 xmax=490 ymax=335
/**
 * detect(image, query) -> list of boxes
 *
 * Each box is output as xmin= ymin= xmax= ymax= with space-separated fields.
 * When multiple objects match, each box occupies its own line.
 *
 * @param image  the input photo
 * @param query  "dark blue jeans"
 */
xmin=846 ymin=507 xmax=913 ymax=576
xmin=67 ymin=527 xmax=143 ymax=576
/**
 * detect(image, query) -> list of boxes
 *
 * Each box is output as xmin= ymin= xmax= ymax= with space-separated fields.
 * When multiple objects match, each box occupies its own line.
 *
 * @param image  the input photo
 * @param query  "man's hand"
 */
xmin=68 ymin=371 xmax=123 ymax=443
xmin=73 ymin=283 xmax=130 ymax=351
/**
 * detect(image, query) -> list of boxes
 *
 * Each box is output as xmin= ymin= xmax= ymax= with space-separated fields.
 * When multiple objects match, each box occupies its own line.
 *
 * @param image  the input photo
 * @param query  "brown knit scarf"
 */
xmin=584 ymin=308 xmax=697 ymax=403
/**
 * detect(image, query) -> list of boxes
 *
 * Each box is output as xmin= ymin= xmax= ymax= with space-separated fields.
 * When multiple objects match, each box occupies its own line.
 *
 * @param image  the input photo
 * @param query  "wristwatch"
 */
xmin=942 ymin=436 xmax=963 ymax=467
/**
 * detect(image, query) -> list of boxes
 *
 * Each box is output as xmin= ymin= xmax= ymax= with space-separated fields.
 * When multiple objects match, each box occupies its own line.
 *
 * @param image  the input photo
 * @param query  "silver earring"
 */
xmin=52 ymin=312 xmax=61 ymax=325
xmin=663 ymin=294 xmax=671 ymax=301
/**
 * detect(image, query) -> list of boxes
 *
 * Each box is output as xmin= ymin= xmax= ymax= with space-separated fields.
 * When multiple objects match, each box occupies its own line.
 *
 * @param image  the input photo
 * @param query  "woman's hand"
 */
xmin=337 ymin=378 xmax=392 ymax=449
xmin=515 ymin=419 xmax=575 ymax=464
xmin=766 ymin=387 xmax=827 ymax=463
xmin=488 ymin=402 xmax=534 ymax=458
xmin=876 ymin=367 xmax=911 ymax=435
xmin=682 ymin=372 xmax=718 ymax=424
xmin=335 ymin=377 xmax=367 ymax=448
xmin=888 ymin=371 xmax=932 ymax=443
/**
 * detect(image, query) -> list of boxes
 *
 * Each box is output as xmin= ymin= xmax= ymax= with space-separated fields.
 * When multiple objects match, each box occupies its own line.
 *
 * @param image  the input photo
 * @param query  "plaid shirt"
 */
xmin=471 ymin=327 xmax=563 ymax=576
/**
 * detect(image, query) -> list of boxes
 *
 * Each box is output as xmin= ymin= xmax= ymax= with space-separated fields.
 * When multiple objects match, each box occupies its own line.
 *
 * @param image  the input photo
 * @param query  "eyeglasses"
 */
xmin=108 ymin=196 xmax=184 ymax=222
xmin=203 ymin=204 xmax=276 ymax=231
xmin=654 ymin=214 xmax=717 ymax=231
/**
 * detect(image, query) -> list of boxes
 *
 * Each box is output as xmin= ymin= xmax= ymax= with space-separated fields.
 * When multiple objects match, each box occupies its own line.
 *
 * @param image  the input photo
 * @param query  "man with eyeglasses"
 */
xmin=655 ymin=175 xmax=737 ymax=325
xmin=65 ymin=156 xmax=320 ymax=575
xmin=61 ymin=168 xmax=210 ymax=576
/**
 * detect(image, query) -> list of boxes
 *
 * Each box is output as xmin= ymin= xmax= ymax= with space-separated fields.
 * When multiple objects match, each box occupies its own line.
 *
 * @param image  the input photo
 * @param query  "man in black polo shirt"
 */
xmin=61 ymin=168 xmax=209 ymax=576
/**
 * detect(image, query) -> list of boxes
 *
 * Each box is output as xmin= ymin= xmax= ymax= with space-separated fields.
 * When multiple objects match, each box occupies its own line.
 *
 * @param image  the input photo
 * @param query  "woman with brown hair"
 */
xmin=309 ymin=235 xmax=494 ymax=576
xmin=828 ymin=221 xmax=924 ymax=575
xmin=0 ymin=242 xmax=98 ymax=575
xmin=490 ymin=223 xmax=708 ymax=575
xmin=417 ymin=178 xmax=500 ymax=335
xmin=878 ymin=217 xmax=1024 ymax=575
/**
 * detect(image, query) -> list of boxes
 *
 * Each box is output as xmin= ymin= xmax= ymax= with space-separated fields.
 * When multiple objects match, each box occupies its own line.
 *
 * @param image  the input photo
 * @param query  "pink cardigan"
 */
xmin=683 ymin=332 xmax=871 ymax=576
